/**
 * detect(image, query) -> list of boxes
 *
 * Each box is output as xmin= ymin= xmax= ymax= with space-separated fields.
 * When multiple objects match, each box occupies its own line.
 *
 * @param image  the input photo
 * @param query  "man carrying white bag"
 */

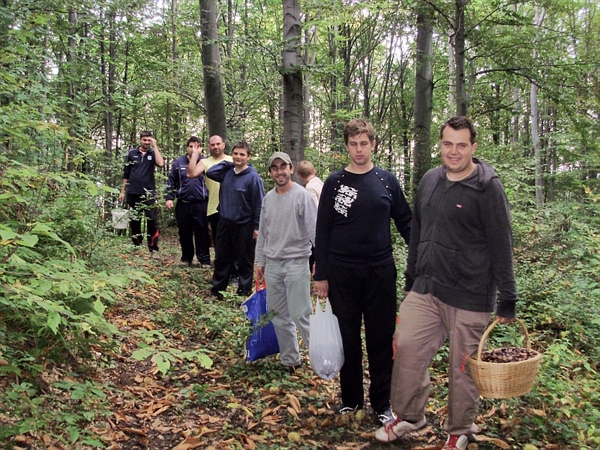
xmin=309 ymin=298 xmax=344 ymax=380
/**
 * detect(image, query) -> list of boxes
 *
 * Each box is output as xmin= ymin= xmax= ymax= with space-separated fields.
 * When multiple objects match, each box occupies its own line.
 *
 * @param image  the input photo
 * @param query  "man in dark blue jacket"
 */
xmin=165 ymin=136 xmax=211 ymax=267
xmin=118 ymin=131 xmax=164 ymax=257
xmin=204 ymin=141 xmax=264 ymax=298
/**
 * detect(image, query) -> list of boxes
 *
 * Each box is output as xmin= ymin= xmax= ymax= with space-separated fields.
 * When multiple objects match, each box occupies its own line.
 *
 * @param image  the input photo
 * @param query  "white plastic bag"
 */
xmin=309 ymin=298 xmax=344 ymax=380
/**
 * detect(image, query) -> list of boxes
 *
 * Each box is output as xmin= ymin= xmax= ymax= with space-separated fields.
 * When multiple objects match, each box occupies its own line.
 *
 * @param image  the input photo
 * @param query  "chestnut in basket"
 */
xmin=480 ymin=347 xmax=538 ymax=363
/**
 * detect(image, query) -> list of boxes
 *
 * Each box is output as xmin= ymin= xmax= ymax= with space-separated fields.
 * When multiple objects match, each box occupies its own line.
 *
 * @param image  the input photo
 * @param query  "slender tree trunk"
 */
xmin=200 ymin=0 xmax=227 ymax=140
xmin=65 ymin=9 xmax=77 ymax=171
xmin=303 ymin=23 xmax=317 ymax=148
xmin=412 ymin=2 xmax=434 ymax=197
xmin=454 ymin=0 xmax=468 ymax=116
xmin=448 ymin=39 xmax=454 ymax=113
xmin=531 ymin=5 xmax=546 ymax=206
xmin=282 ymin=0 xmax=304 ymax=166
xmin=101 ymin=12 xmax=116 ymax=187
xmin=328 ymin=25 xmax=341 ymax=152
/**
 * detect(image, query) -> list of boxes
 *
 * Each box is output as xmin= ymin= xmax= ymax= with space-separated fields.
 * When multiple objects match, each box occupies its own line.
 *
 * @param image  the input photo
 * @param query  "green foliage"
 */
xmin=0 ymin=155 xmax=148 ymax=377
xmin=131 ymin=329 xmax=213 ymax=375
xmin=520 ymin=340 xmax=600 ymax=447
xmin=0 ymin=379 xmax=109 ymax=448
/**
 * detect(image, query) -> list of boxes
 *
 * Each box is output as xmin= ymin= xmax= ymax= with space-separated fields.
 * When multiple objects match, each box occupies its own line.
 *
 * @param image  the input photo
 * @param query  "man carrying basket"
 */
xmin=375 ymin=117 xmax=517 ymax=450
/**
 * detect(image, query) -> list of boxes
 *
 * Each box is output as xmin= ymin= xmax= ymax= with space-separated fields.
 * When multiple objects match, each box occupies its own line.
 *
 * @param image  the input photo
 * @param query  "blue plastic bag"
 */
xmin=241 ymin=288 xmax=280 ymax=361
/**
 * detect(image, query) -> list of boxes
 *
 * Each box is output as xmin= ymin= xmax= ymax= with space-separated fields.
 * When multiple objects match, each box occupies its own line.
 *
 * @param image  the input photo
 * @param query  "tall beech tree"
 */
xmin=412 ymin=1 xmax=434 ymax=195
xmin=200 ymin=0 xmax=227 ymax=140
xmin=282 ymin=0 xmax=304 ymax=164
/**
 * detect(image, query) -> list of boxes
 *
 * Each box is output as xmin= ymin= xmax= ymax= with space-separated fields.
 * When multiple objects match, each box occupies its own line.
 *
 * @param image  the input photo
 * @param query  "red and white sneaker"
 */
xmin=442 ymin=434 xmax=469 ymax=450
xmin=374 ymin=416 xmax=427 ymax=443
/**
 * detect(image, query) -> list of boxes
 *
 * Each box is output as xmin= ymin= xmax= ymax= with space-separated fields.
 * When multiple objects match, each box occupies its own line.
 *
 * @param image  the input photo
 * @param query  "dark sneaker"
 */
xmin=236 ymin=289 xmax=252 ymax=297
xmin=282 ymin=363 xmax=302 ymax=374
xmin=374 ymin=416 xmax=427 ymax=443
xmin=442 ymin=434 xmax=469 ymax=450
xmin=338 ymin=404 xmax=361 ymax=415
xmin=377 ymin=407 xmax=397 ymax=426
xmin=210 ymin=289 xmax=224 ymax=300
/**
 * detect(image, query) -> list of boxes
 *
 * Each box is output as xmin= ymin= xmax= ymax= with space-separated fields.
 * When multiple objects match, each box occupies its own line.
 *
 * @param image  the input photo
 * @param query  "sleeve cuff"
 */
xmin=495 ymin=300 xmax=516 ymax=319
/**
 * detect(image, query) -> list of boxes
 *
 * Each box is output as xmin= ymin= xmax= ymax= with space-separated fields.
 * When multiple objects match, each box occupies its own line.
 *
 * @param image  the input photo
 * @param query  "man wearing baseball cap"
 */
xmin=255 ymin=152 xmax=317 ymax=372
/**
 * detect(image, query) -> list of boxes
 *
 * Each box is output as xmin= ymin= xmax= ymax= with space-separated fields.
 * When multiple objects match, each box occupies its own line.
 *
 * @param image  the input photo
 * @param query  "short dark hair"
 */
xmin=186 ymin=136 xmax=201 ymax=146
xmin=139 ymin=130 xmax=153 ymax=138
xmin=344 ymin=118 xmax=375 ymax=144
xmin=231 ymin=141 xmax=251 ymax=156
xmin=440 ymin=116 xmax=477 ymax=144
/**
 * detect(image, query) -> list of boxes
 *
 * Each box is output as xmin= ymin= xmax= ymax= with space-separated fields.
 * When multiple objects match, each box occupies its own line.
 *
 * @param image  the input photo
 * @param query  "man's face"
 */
xmin=209 ymin=136 xmax=225 ymax=158
xmin=187 ymin=142 xmax=201 ymax=158
xmin=140 ymin=136 xmax=153 ymax=150
xmin=440 ymin=127 xmax=477 ymax=180
xmin=345 ymin=132 xmax=374 ymax=167
xmin=269 ymin=158 xmax=293 ymax=188
xmin=232 ymin=147 xmax=249 ymax=168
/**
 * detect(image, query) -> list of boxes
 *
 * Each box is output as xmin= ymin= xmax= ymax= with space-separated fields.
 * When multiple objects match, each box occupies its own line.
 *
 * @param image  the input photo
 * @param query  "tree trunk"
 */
xmin=303 ymin=22 xmax=317 ymax=148
xmin=531 ymin=5 xmax=546 ymax=207
xmin=454 ymin=0 xmax=468 ymax=116
xmin=200 ymin=0 xmax=227 ymax=140
xmin=412 ymin=2 xmax=434 ymax=197
xmin=282 ymin=0 xmax=304 ymax=165
xmin=101 ymin=12 xmax=116 ymax=184
xmin=66 ymin=9 xmax=77 ymax=171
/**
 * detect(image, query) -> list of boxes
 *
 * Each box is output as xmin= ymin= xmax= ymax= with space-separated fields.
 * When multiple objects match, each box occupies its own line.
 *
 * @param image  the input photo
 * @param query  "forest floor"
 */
xmin=3 ymin=228 xmax=532 ymax=450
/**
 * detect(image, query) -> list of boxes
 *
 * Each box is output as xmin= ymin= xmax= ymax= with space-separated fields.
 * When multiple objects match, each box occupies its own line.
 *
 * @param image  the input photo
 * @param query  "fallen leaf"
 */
xmin=474 ymin=435 xmax=510 ymax=449
xmin=286 ymin=393 xmax=302 ymax=413
xmin=172 ymin=437 xmax=203 ymax=450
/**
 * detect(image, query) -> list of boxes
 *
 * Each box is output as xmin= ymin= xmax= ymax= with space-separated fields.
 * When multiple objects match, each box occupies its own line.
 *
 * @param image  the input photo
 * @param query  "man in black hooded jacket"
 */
xmin=376 ymin=116 xmax=517 ymax=450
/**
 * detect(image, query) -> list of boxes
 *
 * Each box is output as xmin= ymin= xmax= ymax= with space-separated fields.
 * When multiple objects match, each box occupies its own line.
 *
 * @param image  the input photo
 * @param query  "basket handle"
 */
xmin=475 ymin=318 xmax=531 ymax=362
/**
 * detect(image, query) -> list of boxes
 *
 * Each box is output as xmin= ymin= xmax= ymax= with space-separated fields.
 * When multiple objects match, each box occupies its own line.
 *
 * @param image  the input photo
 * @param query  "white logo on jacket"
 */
xmin=334 ymin=184 xmax=357 ymax=217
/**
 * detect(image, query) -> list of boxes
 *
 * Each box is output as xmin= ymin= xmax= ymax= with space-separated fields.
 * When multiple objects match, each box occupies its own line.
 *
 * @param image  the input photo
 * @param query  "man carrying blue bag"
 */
xmin=255 ymin=152 xmax=317 ymax=373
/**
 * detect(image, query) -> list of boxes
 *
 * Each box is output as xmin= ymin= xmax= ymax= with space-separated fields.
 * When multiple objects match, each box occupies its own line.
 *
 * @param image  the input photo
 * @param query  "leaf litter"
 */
xmin=4 ymin=231 xmax=513 ymax=449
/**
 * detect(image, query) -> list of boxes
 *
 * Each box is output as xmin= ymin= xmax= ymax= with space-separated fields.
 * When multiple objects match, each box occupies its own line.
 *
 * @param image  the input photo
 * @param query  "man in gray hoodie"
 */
xmin=255 ymin=152 xmax=317 ymax=373
xmin=376 ymin=116 xmax=517 ymax=450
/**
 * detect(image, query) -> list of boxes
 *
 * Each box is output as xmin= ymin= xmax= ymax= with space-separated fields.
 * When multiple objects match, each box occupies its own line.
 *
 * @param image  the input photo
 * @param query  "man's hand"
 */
xmin=313 ymin=279 xmax=329 ymax=298
xmin=118 ymin=192 xmax=125 ymax=203
xmin=255 ymin=266 xmax=264 ymax=282
xmin=165 ymin=200 xmax=174 ymax=210
xmin=496 ymin=315 xmax=515 ymax=324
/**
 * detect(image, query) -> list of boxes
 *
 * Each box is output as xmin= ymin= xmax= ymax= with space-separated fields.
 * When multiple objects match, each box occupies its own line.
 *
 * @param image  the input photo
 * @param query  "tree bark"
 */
xmin=282 ymin=0 xmax=304 ymax=165
xmin=454 ymin=0 xmax=468 ymax=116
xmin=531 ymin=5 xmax=546 ymax=207
xmin=200 ymin=0 xmax=227 ymax=140
xmin=412 ymin=2 xmax=434 ymax=197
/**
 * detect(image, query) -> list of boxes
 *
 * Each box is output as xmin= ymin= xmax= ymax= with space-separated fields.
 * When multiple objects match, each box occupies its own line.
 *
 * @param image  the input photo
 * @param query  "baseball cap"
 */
xmin=268 ymin=151 xmax=292 ymax=167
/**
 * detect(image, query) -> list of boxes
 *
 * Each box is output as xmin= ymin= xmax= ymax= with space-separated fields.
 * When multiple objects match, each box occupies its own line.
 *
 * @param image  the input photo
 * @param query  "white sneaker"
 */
xmin=374 ymin=416 xmax=427 ymax=443
xmin=442 ymin=434 xmax=469 ymax=450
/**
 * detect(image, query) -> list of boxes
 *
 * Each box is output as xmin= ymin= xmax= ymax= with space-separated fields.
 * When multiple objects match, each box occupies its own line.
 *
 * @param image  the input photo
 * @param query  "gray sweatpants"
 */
xmin=264 ymin=256 xmax=312 ymax=367
xmin=390 ymin=291 xmax=490 ymax=435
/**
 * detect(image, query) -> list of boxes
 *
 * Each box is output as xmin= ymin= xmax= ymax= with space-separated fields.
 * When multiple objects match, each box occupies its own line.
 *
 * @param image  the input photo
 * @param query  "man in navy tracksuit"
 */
xmin=165 ymin=136 xmax=211 ymax=267
xmin=119 ymin=131 xmax=164 ymax=256
xmin=204 ymin=141 xmax=264 ymax=298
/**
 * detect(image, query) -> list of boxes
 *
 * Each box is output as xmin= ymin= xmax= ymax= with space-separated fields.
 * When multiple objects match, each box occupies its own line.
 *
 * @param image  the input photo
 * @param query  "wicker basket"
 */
xmin=468 ymin=318 xmax=542 ymax=399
